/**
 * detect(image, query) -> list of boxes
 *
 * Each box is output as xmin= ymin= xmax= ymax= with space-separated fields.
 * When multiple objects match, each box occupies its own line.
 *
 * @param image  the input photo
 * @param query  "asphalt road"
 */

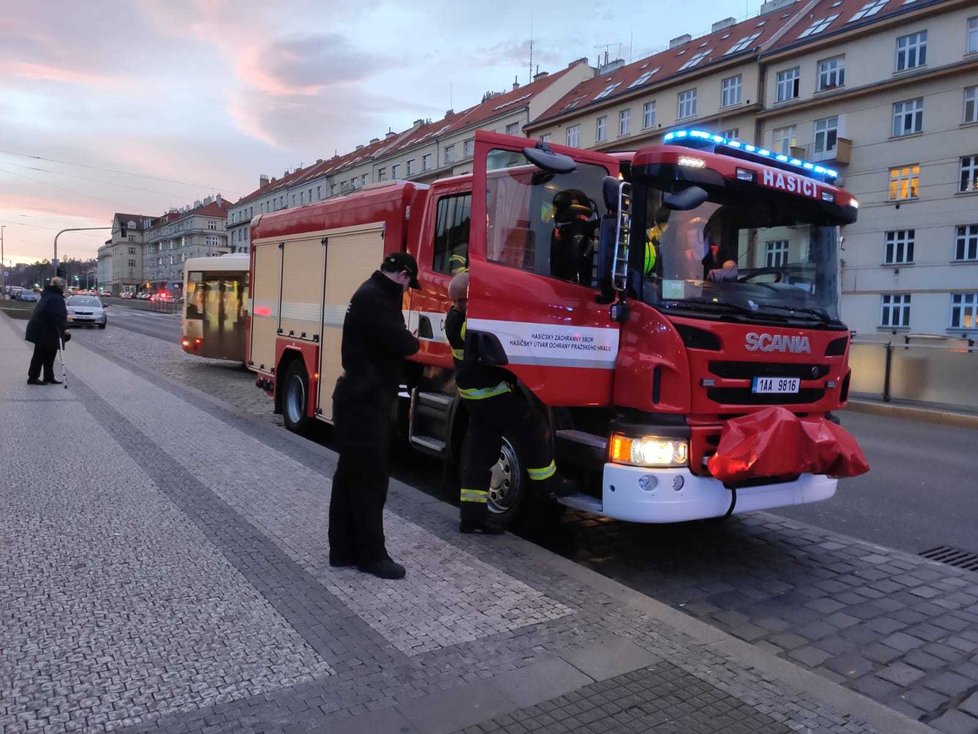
xmin=98 ymin=298 xmax=181 ymax=343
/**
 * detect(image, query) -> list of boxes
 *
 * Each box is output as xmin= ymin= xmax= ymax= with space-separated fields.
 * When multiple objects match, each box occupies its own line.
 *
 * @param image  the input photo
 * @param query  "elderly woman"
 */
xmin=25 ymin=276 xmax=68 ymax=385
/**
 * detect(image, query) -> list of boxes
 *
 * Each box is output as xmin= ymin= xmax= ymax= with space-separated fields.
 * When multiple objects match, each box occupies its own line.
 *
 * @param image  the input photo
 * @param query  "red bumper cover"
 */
xmin=707 ymin=406 xmax=870 ymax=484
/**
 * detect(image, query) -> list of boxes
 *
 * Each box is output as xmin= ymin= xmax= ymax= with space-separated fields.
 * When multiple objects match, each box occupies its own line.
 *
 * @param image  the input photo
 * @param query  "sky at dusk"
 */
xmin=0 ymin=0 xmax=760 ymax=265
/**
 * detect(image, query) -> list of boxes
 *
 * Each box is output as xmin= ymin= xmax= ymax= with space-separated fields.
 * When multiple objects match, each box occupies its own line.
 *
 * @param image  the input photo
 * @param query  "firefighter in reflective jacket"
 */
xmin=444 ymin=272 xmax=564 ymax=534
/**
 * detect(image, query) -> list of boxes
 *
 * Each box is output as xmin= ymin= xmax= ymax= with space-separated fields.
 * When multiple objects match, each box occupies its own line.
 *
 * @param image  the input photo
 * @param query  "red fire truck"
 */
xmin=248 ymin=129 xmax=863 ymax=527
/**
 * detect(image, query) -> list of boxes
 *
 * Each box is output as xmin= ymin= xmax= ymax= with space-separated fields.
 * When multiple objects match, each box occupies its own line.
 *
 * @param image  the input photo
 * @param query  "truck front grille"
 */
xmin=707 ymin=387 xmax=825 ymax=405
xmin=708 ymin=361 xmax=828 ymax=380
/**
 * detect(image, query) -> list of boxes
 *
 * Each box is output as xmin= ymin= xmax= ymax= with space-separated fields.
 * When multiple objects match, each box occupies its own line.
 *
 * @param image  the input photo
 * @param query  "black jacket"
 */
xmin=25 ymin=285 xmax=67 ymax=349
xmin=445 ymin=306 xmax=510 ymax=392
xmin=334 ymin=271 xmax=419 ymax=409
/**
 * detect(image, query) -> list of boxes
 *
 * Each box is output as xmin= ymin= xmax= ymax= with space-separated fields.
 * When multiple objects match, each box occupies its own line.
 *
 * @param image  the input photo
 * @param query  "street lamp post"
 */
xmin=53 ymin=227 xmax=111 ymax=276
xmin=1 ymin=225 xmax=5 ymax=295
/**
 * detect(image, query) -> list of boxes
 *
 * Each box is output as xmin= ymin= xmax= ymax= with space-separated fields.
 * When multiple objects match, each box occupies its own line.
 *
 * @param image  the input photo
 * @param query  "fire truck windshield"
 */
xmin=485 ymin=151 xmax=611 ymax=285
xmin=638 ymin=191 xmax=845 ymax=325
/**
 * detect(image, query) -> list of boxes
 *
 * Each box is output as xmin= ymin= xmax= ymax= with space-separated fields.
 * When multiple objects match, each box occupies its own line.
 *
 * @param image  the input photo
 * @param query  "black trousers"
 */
xmin=28 ymin=342 xmax=57 ymax=382
xmin=459 ymin=390 xmax=555 ymax=523
xmin=328 ymin=392 xmax=393 ymax=565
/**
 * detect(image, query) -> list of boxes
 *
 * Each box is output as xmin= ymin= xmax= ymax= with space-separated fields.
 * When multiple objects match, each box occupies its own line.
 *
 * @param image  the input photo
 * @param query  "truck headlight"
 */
xmin=609 ymin=434 xmax=688 ymax=467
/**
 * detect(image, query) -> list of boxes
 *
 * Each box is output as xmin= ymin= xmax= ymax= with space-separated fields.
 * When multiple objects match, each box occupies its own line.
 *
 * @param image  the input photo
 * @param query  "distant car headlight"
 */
xmin=609 ymin=433 xmax=689 ymax=467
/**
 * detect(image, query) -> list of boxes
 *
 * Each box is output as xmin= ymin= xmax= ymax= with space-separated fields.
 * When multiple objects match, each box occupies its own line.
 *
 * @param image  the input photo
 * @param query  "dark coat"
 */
xmin=25 ymin=285 xmax=67 ymax=349
xmin=333 ymin=270 xmax=419 ymax=413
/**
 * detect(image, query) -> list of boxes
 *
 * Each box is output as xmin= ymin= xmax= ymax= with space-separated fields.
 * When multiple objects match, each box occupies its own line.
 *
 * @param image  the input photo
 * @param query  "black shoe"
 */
xmin=329 ymin=555 xmax=355 ymax=568
xmin=356 ymin=559 xmax=406 ymax=580
xmin=44 ymin=379 xmax=63 ymax=385
xmin=27 ymin=378 xmax=44 ymax=385
xmin=459 ymin=519 xmax=505 ymax=535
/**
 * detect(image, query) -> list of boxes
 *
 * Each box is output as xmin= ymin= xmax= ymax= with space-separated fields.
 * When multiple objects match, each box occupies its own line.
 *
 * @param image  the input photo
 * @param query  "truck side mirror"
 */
xmin=663 ymin=185 xmax=708 ymax=211
xmin=523 ymin=143 xmax=576 ymax=174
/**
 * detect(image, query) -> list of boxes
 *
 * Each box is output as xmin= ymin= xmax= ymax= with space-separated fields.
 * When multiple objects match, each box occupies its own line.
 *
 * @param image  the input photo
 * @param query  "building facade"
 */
xmin=144 ymin=197 xmax=230 ymax=292
xmin=100 ymin=213 xmax=152 ymax=295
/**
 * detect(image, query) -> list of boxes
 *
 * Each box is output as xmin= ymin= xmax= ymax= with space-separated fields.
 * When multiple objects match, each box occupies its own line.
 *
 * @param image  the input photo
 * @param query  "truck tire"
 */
xmin=282 ymin=360 xmax=310 ymax=433
xmin=487 ymin=433 xmax=564 ymax=531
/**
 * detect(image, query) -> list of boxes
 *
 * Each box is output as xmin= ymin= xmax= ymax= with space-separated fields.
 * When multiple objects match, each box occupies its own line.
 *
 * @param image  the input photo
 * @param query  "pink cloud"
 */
xmin=1 ymin=60 xmax=115 ymax=87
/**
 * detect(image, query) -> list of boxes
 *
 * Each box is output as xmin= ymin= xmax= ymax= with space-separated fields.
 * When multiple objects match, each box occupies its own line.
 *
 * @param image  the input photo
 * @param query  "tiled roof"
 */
xmin=113 ymin=213 xmax=153 ymax=231
xmin=529 ymin=6 xmax=802 ymax=127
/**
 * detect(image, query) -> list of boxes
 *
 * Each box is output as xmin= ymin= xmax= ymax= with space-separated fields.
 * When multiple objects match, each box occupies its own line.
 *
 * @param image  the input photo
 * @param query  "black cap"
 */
xmin=382 ymin=252 xmax=421 ymax=289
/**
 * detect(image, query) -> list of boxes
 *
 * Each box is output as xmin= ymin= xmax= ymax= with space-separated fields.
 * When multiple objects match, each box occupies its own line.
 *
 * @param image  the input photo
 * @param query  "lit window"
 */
xmin=776 ymin=67 xmax=800 ymax=102
xmin=888 ymin=164 xmax=920 ymax=200
xmin=965 ymin=87 xmax=978 ymax=124
xmin=849 ymin=0 xmax=888 ymax=22
xmin=881 ymin=293 xmax=911 ymax=328
xmin=817 ymin=56 xmax=845 ymax=90
xmin=960 ymin=155 xmax=978 ymax=192
xmin=951 ymin=293 xmax=978 ymax=329
xmin=618 ymin=108 xmax=631 ymax=136
xmin=721 ymin=75 xmax=742 ymax=107
xmin=677 ymin=89 xmax=697 ymax=119
xmin=628 ymin=69 xmax=659 ymax=88
xmin=814 ymin=116 xmax=839 ymax=155
xmin=725 ymin=33 xmax=761 ymax=55
xmin=566 ymin=125 xmax=580 ymax=147
xmin=773 ymin=125 xmax=796 ymax=155
xmin=643 ymin=101 xmax=656 ymax=129
xmin=679 ymin=49 xmax=711 ymax=71
xmin=884 ymin=230 xmax=915 ymax=264
xmin=896 ymin=31 xmax=927 ymax=71
xmin=955 ymin=224 xmax=978 ymax=260
xmin=799 ymin=14 xmax=839 ymax=38
xmin=596 ymin=116 xmax=607 ymax=142
xmin=892 ymin=98 xmax=924 ymax=136
xmin=594 ymin=82 xmax=622 ymax=101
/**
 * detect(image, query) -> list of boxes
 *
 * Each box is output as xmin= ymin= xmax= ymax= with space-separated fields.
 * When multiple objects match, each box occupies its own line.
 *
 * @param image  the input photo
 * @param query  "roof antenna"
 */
xmin=528 ymin=17 xmax=534 ymax=84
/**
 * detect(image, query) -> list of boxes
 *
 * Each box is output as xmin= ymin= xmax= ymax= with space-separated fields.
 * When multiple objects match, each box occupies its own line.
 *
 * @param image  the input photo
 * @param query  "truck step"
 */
xmin=557 ymin=492 xmax=603 ymax=514
xmin=409 ymin=434 xmax=446 ymax=454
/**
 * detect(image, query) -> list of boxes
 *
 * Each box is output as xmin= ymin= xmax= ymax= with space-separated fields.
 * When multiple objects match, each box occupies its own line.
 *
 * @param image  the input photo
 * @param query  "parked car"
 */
xmin=18 ymin=289 xmax=40 ymax=302
xmin=65 ymin=295 xmax=107 ymax=329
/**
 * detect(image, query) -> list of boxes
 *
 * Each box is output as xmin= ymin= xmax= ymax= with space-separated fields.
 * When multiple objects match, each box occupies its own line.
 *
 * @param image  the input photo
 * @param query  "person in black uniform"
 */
xmin=445 ymin=272 xmax=569 ymax=534
xmin=328 ymin=252 xmax=421 ymax=579
xmin=25 ymin=277 xmax=69 ymax=385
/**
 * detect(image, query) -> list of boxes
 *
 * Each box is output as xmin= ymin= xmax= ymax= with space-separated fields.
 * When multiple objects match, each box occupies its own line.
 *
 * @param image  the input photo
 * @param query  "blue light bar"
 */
xmin=662 ymin=128 xmax=839 ymax=182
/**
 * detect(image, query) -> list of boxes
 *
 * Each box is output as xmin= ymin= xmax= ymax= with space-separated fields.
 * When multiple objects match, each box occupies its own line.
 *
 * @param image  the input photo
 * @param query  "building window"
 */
xmin=817 ymin=56 xmax=845 ymax=90
xmin=814 ymin=116 xmax=838 ymax=155
xmin=316 ymin=185 xmax=321 ymax=200
xmin=406 ymin=159 xmax=415 ymax=176
xmin=888 ymin=164 xmax=920 ymax=200
xmin=956 ymin=224 xmax=978 ymax=260
xmin=881 ymin=294 xmax=911 ymax=328
xmin=643 ymin=101 xmax=656 ymax=129
xmin=128 ymin=259 xmax=136 ymax=268
xmin=618 ymin=108 xmax=630 ymax=136
xmin=968 ymin=16 xmax=977 ymax=54
xmin=798 ymin=14 xmax=839 ymax=38
xmin=965 ymin=87 xmax=978 ymax=124
xmin=463 ymin=139 xmax=474 ymax=158
xmin=128 ymin=246 xmax=136 ymax=255
xmin=776 ymin=67 xmax=800 ymax=102
xmin=378 ymin=167 xmax=387 ymax=181
xmin=539 ymin=133 xmax=552 ymax=143
xmin=391 ymin=163 xmax=400 ymax=179
xmin=444 ymin=145 xmax=456 ymax=165
xmin=896 ymin=31 xmax=927 ymax=72
xmin=849 ymin=0 xmax=887 ymax=22
xmin=679 ymin=49 xmax=711 ymax=71
xmin=721 ymin=128 xmax=739 ymax=139
xmin=361 ymin=174 xmax=368 ymax=186
xmin=766 ymin=240 xmax=789 ymax=267
xmin=566 ymin=125 xmax=580 ymax=147
xmin=422 ymin=153 xmax=432 ymax=171
xmin=951 ymin=293 xmax=978 ymax=330
xmin=596 ymin=116 xmax=607 ymax=143
xmin=505 ymin=122 xmax=520 ymax=136
xmin=960 ymin=155 xmax=978 ymax=192
xmin=128 ymin=235 xmax=135 ymax=242
xmin=725 ymin=33 xmax=761 ymax=55
xmin=677 ymin=89 xmax=697 ymax=119
xmin=772 ymin=125 xmax=796 ymax=155
xmin=594 ymin=82 xmax=622 ymax=101
xmin=892 ymin=98 xmax=924 ymax=136
xmin=884 ymin=230 xmax=915 ymax=264
xmin=721 ymin=75 xmax=742 ymax=107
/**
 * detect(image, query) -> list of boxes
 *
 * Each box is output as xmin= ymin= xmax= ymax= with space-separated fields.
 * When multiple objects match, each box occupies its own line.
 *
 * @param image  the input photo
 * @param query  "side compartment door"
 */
xmin=316 ymin=222 xmax=386 ymax=422
xmin=280 ymin=233 xmax=327 ymax=342
xmin=249 ymin=238 xmax=283 ymax=372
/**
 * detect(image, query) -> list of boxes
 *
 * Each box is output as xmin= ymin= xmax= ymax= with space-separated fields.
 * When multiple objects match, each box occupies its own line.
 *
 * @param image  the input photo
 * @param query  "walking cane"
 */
xmin=58 ymin=335 xmax=68 ymax=389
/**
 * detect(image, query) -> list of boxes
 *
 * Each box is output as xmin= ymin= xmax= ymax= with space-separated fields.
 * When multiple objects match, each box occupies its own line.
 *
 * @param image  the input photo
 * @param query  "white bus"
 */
xmin=182 ymin=254 xmax=250 ymax=362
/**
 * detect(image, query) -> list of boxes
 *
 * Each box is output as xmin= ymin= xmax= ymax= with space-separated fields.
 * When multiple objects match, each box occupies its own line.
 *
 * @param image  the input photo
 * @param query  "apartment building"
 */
xmin=143 ymin=196 xmax=230 ymax=292
xmin=98 ymin=212 xmax=153 ymax=295
xmin=226 ymin=59 xmax=594 ymax=253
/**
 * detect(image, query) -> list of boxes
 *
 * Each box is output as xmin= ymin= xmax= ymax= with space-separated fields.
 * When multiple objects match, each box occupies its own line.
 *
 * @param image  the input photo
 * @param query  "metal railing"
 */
xmin=150 ymin=298 xmax=181 ymax=315
xmin=849 ymin=334 xmax=978 ymax=411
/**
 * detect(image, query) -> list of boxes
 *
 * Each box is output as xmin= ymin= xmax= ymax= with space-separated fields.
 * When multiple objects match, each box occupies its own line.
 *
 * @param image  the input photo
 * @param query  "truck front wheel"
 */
xmin=282 ymin=360 xmax=310 ymax=433
xmin=487 ymin=433 xmax=564 ymax=531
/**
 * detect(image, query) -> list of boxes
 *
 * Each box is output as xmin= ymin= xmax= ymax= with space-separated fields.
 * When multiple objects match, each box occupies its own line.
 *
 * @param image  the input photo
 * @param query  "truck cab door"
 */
xmin=466 ymin=131 xmax=623 ymax=407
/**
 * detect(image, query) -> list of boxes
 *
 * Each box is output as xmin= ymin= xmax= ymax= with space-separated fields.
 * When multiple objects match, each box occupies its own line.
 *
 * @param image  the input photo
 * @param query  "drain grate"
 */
xmin=919 ymin=545 xmax=978 ymax=572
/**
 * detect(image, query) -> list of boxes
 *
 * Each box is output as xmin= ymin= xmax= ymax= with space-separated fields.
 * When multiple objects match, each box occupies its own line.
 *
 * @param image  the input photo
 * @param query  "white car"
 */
xmin=66 ymin=295 xmax=107 ymax=329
